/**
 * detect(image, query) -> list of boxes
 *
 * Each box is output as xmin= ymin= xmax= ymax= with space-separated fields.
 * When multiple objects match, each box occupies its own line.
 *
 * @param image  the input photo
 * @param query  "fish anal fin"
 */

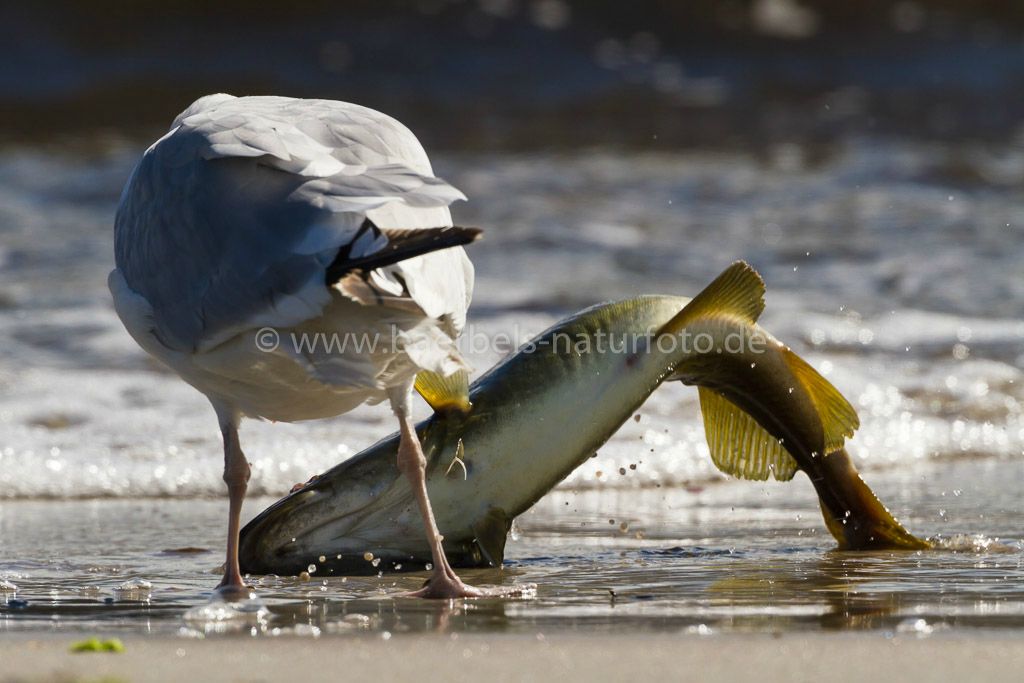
xmin=471 ymin=507 xmax=512 ymax=567
xmin=657 ymin=261 xmax=766 ymax=339
xmin=415 ymin=369 xmax=471 ymax=414
xmin=698 ymin=386 xmax=799 ymax=481
xmin=782 ymin=348 xmax=860 ymax=452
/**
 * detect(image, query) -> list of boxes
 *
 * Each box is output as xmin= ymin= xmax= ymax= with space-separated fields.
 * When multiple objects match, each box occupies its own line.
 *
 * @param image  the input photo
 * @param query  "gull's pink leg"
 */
xmin=216 ymin=416 xmax=251 ymax=594
xmin=387 ymin=383 xmax=499 ymax=599
xmin=394 ymin=412 xmax=485 ymax=598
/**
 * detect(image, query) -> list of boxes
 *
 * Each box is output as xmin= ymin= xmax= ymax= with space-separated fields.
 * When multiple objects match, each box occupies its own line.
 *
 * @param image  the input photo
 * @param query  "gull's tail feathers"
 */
xmin=325 ymin=222 xmax=481 ymax=285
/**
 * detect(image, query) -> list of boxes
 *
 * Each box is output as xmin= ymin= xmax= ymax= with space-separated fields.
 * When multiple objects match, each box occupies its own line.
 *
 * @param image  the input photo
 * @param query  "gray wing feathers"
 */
xmin=115 ymin=95 xmax=467 ymax=352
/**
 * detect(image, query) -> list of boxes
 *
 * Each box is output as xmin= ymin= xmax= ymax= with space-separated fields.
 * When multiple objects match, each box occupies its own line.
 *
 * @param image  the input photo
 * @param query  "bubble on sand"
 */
xmin=270 ymin=623 xmax=321 ymax=638
xmin=113 ymin=578 xmax=152 ymax=601
xmin=183 ymin=594 xmax=269 ymax=635
xmin=896 ymin=618 xmax=945 ymax=637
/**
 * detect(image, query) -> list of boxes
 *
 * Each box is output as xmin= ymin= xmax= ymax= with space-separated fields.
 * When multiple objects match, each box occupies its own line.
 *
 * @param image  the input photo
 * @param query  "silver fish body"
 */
xmin=239 ymin=296 xmax=690 ymax=575
xmin=239 ymin=275 xmax=926 ymax=576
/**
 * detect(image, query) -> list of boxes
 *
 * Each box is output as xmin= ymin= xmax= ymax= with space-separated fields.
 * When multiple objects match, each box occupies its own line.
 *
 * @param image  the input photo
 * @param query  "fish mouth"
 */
xmin=237 ymin=488 xmax=321 ymax=575
xmin=238 ymin=467 xmax=503 ymax=576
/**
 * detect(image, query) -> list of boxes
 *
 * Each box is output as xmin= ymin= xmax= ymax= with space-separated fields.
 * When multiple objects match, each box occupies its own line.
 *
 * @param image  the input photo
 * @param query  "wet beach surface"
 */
xmin=2 ymin=458 xmax=1021 ymax=637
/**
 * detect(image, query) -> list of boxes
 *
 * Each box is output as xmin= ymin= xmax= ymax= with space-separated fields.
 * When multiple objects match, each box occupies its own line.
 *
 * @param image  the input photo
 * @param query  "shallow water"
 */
xmin=1 ymin=459 xmax=1021 ymax=636
xmin=0 ymin=139 xmax=1022 ymax=636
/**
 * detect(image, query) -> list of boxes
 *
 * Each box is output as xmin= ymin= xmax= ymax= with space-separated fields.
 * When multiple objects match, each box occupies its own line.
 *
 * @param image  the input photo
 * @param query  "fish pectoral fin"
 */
xmin=657 ymin=261 xmax=766 ymax=339
xmin=444 ymin=439 xmax=468 ymax=480
xmin=780 ymin=347 xmax=859 ymax=452
xmin=698 ymin=387 xmax=799 ymax=481
xmin=415 ymin=369 xmax=472 ymax=414
xmin=471 ymin=507 xmax=512 ymax=568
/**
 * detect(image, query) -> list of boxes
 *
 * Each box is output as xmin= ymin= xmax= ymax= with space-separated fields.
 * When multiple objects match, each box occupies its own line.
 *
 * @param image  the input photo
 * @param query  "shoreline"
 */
xmin=1 ymin=632 xmax=1023 ymax=683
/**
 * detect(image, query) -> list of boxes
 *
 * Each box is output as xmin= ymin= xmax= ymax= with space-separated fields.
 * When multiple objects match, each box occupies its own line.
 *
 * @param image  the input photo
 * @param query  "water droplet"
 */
xmin=897 ymin=618 xmax=936 ymax=636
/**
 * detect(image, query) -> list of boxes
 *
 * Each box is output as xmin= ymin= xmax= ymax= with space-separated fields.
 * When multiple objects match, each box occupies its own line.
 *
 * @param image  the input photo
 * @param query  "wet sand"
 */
xmin=2 ymin=632 xmax=1023 ymax=682
xmin=3 ymin=458 xmax=1024 ymax=639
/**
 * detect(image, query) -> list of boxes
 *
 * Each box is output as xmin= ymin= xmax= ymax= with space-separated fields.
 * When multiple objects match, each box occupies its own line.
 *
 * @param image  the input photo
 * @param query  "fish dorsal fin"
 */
xmin=657 ymin=261 xmax=766 ymax=338
xmin=781 ymin=348 xmax=860 ymax=452
xmin=415 ymin=369 xmax=471 ymax=414
xmin=698 ymin=387 xmax=799 ymax=481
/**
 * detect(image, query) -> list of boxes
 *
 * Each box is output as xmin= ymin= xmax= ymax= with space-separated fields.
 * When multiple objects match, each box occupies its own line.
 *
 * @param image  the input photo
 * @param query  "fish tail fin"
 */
xmin=665 ymin=263 xmax=928 ymax=549
xmin=693 ymin=361 xmax=928 ymax=549
xmin=810 ymin=447 xmax=931 ymax=550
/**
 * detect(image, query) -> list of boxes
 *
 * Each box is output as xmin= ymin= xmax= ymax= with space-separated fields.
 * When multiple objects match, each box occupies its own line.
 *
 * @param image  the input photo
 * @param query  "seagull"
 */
xmin=109 ymin=94 xmax=494 ymax=599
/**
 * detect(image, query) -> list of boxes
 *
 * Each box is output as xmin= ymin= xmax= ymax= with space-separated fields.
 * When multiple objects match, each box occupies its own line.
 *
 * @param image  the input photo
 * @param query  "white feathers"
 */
xmin=114 ymin=94 xmax=469 ymax=350
xmin=110 ymin=94 xmax=475 ymax=420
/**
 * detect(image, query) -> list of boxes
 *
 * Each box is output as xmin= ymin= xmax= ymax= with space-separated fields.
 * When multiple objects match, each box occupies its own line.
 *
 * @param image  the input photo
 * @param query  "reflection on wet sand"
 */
xmin=1 ymin=452 xmax=1022 ymax=637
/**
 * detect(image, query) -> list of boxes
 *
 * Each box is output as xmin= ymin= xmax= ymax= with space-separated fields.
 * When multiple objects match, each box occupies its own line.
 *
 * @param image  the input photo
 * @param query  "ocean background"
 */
xmin=2 ymin=139 xmax=1022 ymax=499
xmin=1 ymin=0 xmax=1022 ymax=500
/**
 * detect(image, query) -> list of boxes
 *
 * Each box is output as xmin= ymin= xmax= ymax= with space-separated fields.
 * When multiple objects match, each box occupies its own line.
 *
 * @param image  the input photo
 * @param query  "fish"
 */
xmin=238 ymin=262 xmax=928 ymax=576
